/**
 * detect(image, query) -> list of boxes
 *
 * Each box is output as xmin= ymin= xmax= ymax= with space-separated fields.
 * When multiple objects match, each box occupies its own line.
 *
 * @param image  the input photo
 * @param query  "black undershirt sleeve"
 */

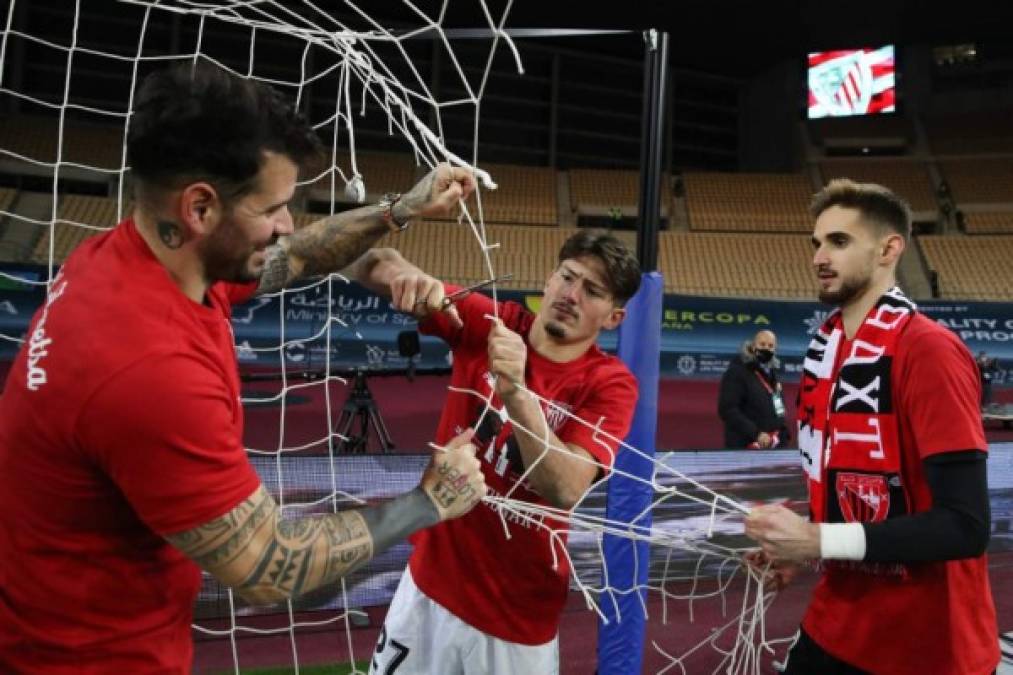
xmin=357 ymin=487 xmax=440 ymax=559
xmin=862 ymin=449 xmax=990 ymax=563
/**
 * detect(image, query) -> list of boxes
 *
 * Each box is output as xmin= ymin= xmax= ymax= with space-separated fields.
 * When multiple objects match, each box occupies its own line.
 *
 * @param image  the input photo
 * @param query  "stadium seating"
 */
xmin=434 ymin=163 xmax=558 ymax=226
xmin=682 ymin=172 xmax=812 ymax=232
xmin=304 ymin=156 xmax=559 ymax=226
xmin=961 ymin=210 xmax=1013 ymax=234
xmin=0 ymin=115 xmax=125 ymax=171
xmin=30 ymin=195 xmax=123 ymax=264
xmin=0 ymin=188 xmax=22 ymax=261
xmin=471 ymin=163 xmax=557 ymax=225
xmin=569 ymin=168 xmax=671 ymax=215
xmin=0 ymin=187 xmax=15 ymax=214
xmin=918 ymin=234 xmax=1013 ymax=301
xmin=305 ymin=152 xmax=420 ymax=204
xmin=821 ymin=159 xmax=938 ymax=212
xmin=658 ymin=231 xmax=814 ymax=298
xmin=384 ymin=221 xmax=574 ymax=289
xmin=0 ymin=141 xmax=1006 ymax=305
xmin=938 ymin=157 xmax=1013 ymax=204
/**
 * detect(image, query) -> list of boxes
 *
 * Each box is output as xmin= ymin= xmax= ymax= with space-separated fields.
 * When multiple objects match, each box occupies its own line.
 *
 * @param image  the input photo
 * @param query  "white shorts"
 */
xmin=369 ymin=568 xmax=559 ymax=675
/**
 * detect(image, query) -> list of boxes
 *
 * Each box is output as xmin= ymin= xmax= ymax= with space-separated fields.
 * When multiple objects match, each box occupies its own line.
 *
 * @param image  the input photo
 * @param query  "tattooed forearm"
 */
xmin=255 ymin=242 xmax=297 ymax=295
xmin=238 ymin=510 xmax=372 ymax=603
xmin=167 ymin=484 xmax=445 ymax=606
xmin=285 ymin=206 xmax=389 ymax=279
xmin=252 ymin=168 xmax=448 ymax=293
xmin=395 ymin=171 xmax=438 ymax=221
xmin=318 ymin=514 xmax=373 ymax=584
xmin=166 ymin=488 xmax=276 ymax=569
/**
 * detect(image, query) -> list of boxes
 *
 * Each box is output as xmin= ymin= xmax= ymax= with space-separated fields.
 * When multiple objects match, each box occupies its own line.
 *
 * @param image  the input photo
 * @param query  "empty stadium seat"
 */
xmin=939 ymin=158 xmax=1013 ymax=204
xmin=682 ymin=172 xmax=812 ymax=233
xmin=918 ymin=235 xmax=1013 ymax=301
xmin=569 ymin=169 xmax=671 ymax=215
xmin=961 ymin=211 xmax=1013 ymax=234
xmin=384 ymin=224 xmax=818 ymax=299
xmin=424 ymin=163 xmax=558 ymax=226
xmin=384 ymin=221 xmax=568 ymax=289
xmin=0 ymin=187 xmax=15 ymax=215
xmin=0 ymin=115 xmax=125 ymax=170
xmin=821 ymin=160 xmax=937 ymax=212
xmin=305 ymin=153 xmax=420 ymax=205
xmin=659 ymin=231 xmax=814 ymax=298
xmin=31 ymin=195 xmax=124 ymax=264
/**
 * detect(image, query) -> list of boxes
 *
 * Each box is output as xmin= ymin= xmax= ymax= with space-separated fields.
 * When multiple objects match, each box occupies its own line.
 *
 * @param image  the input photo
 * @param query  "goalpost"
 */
xmin=0 ymin=3 xmax=795 ymax=673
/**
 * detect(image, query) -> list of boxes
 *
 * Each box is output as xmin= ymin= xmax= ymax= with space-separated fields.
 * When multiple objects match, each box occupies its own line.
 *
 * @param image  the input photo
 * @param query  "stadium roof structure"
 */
xmin=357 ymin=0 xmax=1013 ymax=76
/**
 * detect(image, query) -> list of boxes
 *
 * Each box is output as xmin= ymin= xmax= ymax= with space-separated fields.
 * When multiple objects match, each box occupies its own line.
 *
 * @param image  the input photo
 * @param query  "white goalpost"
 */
xmin=0 ymin=2 xmax=796 ymax=673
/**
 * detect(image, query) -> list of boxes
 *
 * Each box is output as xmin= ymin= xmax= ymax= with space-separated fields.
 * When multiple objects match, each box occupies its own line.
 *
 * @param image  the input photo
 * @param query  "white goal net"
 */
xmin=0 ymin=2 xmax=793 ymax=673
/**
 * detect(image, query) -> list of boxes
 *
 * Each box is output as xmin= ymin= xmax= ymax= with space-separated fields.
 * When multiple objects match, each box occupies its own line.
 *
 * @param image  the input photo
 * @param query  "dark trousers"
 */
xmin=782 ymin=629 xmax=869 ymax=675
xmin=782 ymin=627 xmax=998 ymax=675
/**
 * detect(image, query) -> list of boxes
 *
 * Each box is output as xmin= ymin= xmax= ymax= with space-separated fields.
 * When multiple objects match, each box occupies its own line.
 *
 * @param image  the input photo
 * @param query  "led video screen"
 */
xmin=808 ymin=46 xmax=896 ymax=118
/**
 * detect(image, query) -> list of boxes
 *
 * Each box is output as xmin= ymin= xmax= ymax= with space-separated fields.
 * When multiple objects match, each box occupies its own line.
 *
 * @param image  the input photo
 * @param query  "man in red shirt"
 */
xmin=745 ymin=179 xmax=999 ymax=675
xmin=0 ymin=62 xmax=488 ymax=673
xmin=351 ymin=231 xmax=641 ymax=674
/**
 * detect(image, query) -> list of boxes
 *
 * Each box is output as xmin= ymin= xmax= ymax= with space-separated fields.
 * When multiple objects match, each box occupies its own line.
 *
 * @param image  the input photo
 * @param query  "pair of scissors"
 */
xmin=414 ymin=274 xmax=514 ymax=309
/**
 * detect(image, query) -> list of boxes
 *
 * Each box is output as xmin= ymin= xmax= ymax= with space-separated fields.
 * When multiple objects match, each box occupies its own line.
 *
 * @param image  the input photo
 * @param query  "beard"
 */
xmin=544 ymin=321 xmax=567 ymax=339
xmin=818 ymin=272 xmax=872 ymax=306
xmin=200 ymin=216 xmax=267 ymax=284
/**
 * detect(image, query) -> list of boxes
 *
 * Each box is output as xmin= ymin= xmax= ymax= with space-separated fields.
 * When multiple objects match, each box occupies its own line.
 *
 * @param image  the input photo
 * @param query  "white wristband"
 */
xmin=819 ymin=522 xmax=867 ymax=561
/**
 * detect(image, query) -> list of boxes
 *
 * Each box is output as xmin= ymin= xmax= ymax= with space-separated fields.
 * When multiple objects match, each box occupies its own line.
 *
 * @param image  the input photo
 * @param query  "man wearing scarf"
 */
xmin=744 ymin=179 xmax=999 ymax=675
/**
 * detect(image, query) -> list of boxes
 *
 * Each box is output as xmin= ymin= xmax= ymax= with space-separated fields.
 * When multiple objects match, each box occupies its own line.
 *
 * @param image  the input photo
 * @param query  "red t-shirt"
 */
xmin=0 ymin=218 xmax=262 ymax=673
xmin=408 ymin=286 xmax=638 ymax=645
xmin=802 ymin=314 xmax=999 ymax=675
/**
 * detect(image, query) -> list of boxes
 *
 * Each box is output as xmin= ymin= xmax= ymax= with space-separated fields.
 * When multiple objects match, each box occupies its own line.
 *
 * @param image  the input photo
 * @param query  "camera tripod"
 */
xmin=334 ymin=370 xmax=395 ymax=454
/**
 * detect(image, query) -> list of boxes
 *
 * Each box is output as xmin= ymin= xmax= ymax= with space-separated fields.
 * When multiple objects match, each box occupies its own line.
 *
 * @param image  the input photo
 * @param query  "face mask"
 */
xmin=755 ymin=348 xmax=774 ymax=364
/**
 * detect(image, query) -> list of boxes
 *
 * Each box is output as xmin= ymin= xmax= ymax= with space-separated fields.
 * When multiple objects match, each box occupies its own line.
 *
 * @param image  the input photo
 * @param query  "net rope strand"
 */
xmin=0 ymin=2 xmax=794 ymax=672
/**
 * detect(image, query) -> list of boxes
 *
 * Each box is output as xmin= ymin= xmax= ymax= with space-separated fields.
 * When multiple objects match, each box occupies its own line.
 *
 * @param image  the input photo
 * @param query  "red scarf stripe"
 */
xmin=798 ymin=287 xmax=917 ymax=526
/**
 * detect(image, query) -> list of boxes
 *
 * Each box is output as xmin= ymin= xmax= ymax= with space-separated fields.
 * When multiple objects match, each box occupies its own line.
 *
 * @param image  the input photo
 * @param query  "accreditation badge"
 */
xmin=772 ymin=391 xmax=786 ymax=418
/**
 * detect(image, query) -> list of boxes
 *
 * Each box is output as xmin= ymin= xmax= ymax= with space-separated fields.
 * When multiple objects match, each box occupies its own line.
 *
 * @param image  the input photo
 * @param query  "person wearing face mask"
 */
xmin=717 ymin=329 xmax=789 ymax=449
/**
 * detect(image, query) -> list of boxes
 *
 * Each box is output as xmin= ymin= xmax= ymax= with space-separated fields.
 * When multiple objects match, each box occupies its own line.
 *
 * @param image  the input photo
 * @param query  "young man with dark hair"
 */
xmin=354 ymin=230 xmax=642 ymax=674
xmin=744 ymin=179 xmax=999 ymax=675
xmin=0 ymin=62 xmax=488 ymax=672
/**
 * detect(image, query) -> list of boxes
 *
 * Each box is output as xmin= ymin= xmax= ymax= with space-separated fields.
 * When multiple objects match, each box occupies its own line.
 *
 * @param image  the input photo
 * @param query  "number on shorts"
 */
xmin=372 ymin=625 xmax=410 ymax=675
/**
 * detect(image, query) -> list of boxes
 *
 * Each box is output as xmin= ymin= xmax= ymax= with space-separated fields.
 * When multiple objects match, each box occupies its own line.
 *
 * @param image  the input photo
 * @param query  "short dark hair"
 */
xmin=810 ymin=178 xmax=912 ymax=240
xmin=557 ymin=230 xmax=641 ymax=305
xmin=127 ymin=62 xmax=322 ymax=201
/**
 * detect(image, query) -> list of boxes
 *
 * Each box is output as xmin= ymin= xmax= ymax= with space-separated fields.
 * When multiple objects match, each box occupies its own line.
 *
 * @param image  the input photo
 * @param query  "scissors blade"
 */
xmin=441 ymin=273 xmax=513 ymax=307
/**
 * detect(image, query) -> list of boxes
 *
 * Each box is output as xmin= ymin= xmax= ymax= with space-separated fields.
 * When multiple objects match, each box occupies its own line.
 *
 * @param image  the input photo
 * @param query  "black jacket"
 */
xmin=717 ymin=344 xmax=789 ymax=448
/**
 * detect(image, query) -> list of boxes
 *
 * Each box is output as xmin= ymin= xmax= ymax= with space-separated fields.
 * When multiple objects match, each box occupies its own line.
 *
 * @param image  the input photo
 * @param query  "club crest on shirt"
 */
xmin=543 ymin=400 xmax=573 ymax=431
xmin=835 ymin=472 xmax=890 ymax=523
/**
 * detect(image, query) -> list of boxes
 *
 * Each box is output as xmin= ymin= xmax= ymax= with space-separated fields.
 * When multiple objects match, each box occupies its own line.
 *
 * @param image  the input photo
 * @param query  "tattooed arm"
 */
xmin=165 ymin=429 xmax=486 ymax=605
xmin=256 ymin=163 xmax=476 ymax=295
